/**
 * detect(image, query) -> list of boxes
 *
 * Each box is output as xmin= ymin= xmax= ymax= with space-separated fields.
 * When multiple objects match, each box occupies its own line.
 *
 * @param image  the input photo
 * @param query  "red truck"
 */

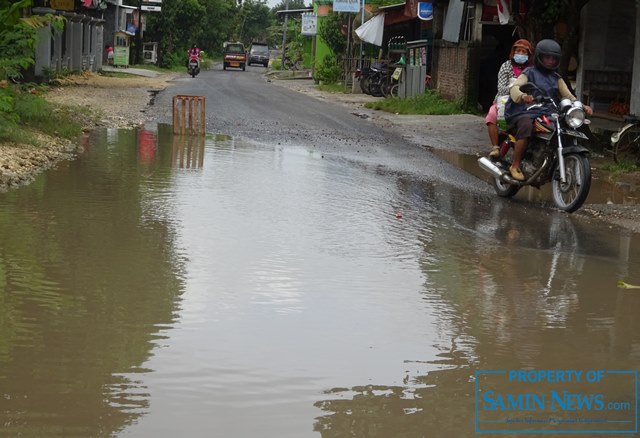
xmin=223 ymin=42 xmax=246 ymax=71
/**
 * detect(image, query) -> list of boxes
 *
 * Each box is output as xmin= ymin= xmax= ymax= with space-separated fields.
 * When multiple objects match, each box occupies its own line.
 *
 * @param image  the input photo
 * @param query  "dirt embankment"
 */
xmin=0 ymin=71 xmax=176 ymax=191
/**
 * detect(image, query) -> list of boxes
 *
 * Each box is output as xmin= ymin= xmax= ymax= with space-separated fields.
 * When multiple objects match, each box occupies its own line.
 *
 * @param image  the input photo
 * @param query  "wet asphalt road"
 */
xmin=145 ymin=65 xmax=485 ymax=193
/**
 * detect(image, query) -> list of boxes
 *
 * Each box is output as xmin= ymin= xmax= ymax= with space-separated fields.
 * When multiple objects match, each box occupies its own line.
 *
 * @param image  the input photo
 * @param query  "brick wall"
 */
xmin=432 ymin=40 xmax=480 ymax=108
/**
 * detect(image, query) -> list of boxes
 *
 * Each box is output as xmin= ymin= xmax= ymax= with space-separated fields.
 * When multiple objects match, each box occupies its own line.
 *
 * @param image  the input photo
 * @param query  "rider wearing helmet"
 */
xmin=534 ymin=38 xmax=561 ymax=71
xmin=504 ymin=39 xmax=592 ymax=181
xmin=188 ymin=44 xmax=201 ymax=58
xmin=187 ymin=44 xmax=202 ymax=69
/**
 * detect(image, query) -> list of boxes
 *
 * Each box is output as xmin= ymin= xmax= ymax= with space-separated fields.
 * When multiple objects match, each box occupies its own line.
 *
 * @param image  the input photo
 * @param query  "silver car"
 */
xmin=248 ymin=43 xmax=269 ymax=68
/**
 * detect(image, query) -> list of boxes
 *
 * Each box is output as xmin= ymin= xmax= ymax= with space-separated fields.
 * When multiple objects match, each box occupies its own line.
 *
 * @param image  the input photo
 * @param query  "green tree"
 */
xmin=198 ymin=0 xmax=240 ymax=50
xmin=236 ymin=0 xmax=275 ymax=44
xmin=0 ymin=0 xmax=50 ymax=81
xmin=1 ymin=0 xmax=64 ymax=139
xmin=317 ymin=12 xmax=347 ymax=57
xmin=271 ymin=0 xmax=308 ymax=14
xmin=146 ymin=0 xmax=238 ymax=67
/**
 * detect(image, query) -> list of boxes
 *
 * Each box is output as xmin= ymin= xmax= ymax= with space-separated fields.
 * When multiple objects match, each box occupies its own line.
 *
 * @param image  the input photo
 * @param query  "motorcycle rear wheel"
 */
xmin=551 ymin=153 xmax=591 ymax=213
xmin=369 ymin=81 xmax=383 ymax=97
xmin=360 ymin=77 xmax=371 ymax=95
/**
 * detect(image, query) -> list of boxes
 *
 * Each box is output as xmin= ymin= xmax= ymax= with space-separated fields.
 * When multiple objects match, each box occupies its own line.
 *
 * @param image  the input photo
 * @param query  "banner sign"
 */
xmin=332 ymin=0 xmax=359 ymax=13
xmin=476 ymin=369 xmax=638 ymax=434
xmin=417 ymin=2 xmax=433 ymax=20
xmin=301 ymin=13 xmax=317 ymax=36
xmin=50 ymin=0 xmax=75 ymax=11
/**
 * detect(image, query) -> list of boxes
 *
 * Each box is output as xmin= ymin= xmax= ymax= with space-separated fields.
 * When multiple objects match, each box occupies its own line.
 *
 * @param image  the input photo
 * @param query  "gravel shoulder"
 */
xmin=0 ymin=71 xmax=176 ymax=191
xmin=1 ymin=70 xmax=638 ymax=233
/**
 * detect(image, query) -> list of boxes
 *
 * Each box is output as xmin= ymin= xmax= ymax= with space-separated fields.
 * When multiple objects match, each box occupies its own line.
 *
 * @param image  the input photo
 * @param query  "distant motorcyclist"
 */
xmin=187 ymin=44 xmax=201 ymax=68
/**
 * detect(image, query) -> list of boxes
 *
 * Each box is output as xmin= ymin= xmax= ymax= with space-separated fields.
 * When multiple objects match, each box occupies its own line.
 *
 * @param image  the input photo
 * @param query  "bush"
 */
xmin=365 ymin=89 xmax=465 ymax=115
xmin=0 ymin=86 xmax=83 ymax=143
xmin=315 ymin=56 xmax=341 ymax=84
xmin=159 ymin=51 xmax=186 ymax=69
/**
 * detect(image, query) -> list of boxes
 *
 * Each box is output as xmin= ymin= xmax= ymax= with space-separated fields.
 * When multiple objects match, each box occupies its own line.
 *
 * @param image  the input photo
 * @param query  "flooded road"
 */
xmin=1 ymin=124 xmax=639 ymax=437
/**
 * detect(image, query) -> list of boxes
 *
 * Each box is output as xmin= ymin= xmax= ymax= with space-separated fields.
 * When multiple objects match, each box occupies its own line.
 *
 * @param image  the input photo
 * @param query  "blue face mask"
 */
xmin=513 ymin=54 xmax=528 ymax=64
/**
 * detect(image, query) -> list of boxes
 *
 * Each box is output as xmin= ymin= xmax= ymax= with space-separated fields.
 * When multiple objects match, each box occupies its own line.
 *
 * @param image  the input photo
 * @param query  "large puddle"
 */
xmin=0 ymin=125 xmax=639 ymax=437
xmin=427 ymin=147 xmax=640 ymax=206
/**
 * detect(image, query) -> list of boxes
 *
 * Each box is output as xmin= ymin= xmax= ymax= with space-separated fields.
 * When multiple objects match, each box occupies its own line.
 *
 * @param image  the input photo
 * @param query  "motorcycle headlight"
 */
xmin=559 ymin=98 xmax=573 ymax=112
xmin=565 ymin=106 xmax=585 ymax=128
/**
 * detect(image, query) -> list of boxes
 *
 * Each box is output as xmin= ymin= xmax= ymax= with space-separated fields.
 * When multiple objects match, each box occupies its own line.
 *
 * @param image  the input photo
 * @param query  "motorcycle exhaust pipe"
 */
xmin=477 ymin=156 xmax=506 ymax=179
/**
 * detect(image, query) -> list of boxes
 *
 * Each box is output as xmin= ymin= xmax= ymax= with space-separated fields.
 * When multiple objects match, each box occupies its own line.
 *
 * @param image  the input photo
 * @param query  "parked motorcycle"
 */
xmin=356 ymin=62 xmax=388 ymax=97
xmin=477 ymin=83 xmax=592 ymax=213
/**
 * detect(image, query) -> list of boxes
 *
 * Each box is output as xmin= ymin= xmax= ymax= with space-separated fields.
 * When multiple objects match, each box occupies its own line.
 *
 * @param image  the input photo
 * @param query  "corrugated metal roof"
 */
xmin=379 ymin=2 xmax=404 ymax=10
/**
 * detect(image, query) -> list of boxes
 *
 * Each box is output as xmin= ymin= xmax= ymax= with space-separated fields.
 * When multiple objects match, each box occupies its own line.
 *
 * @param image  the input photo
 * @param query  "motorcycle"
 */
xmin=477 ymin=83 xmax=592 ymax=213
xmin=356 ymin=62 xmax=388 ymax=97
xmin=187 ymin=52 xmax=203 ymax=78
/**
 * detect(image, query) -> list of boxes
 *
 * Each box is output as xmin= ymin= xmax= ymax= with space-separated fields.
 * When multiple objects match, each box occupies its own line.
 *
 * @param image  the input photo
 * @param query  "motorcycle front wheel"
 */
xmin=551 ymin=153 xmax=592 ymax=213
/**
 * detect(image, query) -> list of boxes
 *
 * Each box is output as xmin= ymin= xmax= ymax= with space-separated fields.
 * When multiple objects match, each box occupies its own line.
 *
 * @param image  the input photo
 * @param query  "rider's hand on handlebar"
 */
xmin=584 ymin=105 xmax=593 ymax=116
xmin=522 ymin=95 xmax=534 ymax=104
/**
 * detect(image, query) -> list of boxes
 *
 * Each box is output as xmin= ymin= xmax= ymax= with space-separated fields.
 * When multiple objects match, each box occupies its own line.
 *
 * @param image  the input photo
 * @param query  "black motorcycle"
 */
xmin=477 ymin=83 xmax=592 ymax=213
xmin=356 ymin=62 xmax=388 ymax=97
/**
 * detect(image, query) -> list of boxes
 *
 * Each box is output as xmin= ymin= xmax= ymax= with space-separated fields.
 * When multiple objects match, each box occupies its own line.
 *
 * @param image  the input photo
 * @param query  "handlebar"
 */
xmin=623 ymin=114 xmax=639 ymax=124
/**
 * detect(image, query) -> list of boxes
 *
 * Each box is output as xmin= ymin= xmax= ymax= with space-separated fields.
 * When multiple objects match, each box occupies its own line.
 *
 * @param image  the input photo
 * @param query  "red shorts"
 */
xmin=485 ymin=102 xmax=498 ymax=125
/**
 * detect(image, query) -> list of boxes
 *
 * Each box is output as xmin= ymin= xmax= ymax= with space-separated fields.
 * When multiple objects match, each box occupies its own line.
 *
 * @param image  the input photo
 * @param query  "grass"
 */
xmin=365 ymin=89 xmax=465 ymax=115
xmin=99 ymin=71 xmax=136 ymax=79
xmin=0 ymin=88 xmax=85 ymax=146
xmin=602 ymin=160 xmax=639 ymax=177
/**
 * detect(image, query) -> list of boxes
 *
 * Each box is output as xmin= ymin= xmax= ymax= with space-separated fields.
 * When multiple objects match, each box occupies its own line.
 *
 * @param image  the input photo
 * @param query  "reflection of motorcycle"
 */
xmin=478 ymin=83 xmax=592 ymax=213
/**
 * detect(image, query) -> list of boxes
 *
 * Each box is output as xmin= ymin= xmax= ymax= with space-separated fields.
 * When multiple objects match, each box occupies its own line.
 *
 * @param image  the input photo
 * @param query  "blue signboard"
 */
xmin=333 ymin=0 xmax=360 ymax=13
xmin=418 ymin=2 xmax=433 ymax=20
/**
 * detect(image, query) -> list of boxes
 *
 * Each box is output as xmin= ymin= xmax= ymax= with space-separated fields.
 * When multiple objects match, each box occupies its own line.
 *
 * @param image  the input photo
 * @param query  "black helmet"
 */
xmin=534 ymin=39 xmax=561 ymax=72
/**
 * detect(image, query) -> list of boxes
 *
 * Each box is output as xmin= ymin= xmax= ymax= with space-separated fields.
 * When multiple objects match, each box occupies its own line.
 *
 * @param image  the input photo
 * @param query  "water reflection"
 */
xmin=428 ymin=148 xmax=640 ymax=205
xmin=0 ymin=126 xmax=186 ymax=435
xmin=1 ymin=126 xmax=639 ymax=436
xmin=138 ymin=128 xmax=157 ymax=164
xmin=315 ymin=177 xmax=640 ymax=437
xmin=171 ymin=133 xmax=205 ymax=169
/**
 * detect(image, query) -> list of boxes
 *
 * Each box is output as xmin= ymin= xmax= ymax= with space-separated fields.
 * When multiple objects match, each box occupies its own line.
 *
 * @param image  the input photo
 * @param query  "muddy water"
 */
xmin=430 ymin=148 xmax=640 ymax=205
xmin=1 ymin=126 xmax=639 ymax=437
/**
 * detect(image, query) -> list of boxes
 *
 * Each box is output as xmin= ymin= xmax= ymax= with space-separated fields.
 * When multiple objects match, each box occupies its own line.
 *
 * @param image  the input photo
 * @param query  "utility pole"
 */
xmin=281 ymin=0 xmax=289 ymax=64
xmin=360 ymin=0 xmax=365 ymax=67
xmin=135 ymin=0 xmax=142 ymax=64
